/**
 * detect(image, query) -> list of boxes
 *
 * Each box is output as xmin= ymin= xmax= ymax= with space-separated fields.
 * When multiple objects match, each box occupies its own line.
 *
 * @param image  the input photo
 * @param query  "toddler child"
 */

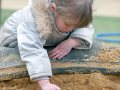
xmin=0 ymin=0 xmax=94 ymax=90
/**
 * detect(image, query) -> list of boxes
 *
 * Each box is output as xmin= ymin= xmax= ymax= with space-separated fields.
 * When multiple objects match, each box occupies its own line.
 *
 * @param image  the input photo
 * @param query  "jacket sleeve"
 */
xmin=69 ymin=23 xmax=94 ymax=49
xmin=17 ymin=21 xmax=52 ymax=80
xmin=0 ymin=10 xmax=20 ymax=48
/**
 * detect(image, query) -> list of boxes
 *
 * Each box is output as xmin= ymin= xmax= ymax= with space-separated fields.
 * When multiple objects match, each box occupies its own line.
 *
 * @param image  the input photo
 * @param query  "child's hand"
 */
xmin=38 ymin=80 xmax=61 ymax=90
xmin=49 ymin=38 xmax=80 ymax=59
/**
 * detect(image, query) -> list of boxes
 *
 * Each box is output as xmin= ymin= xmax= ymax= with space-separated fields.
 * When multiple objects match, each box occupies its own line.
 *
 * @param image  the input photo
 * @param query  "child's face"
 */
xmin=50 ymin=2 xmax=78 ymax=33
xmin=55 ymin=15 xmax=77 ymax=33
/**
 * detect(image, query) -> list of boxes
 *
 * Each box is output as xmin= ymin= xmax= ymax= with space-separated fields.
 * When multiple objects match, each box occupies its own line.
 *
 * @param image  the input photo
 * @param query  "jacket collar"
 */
xmin=31 ymin=0 xmax=52 ymax=39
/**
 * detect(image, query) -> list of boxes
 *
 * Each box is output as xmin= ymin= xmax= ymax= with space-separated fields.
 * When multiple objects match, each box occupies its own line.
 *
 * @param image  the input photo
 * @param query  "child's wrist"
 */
xmin=67 ymin=38 xmax=80 ymax=48
xmin=38 ymin=79 xmax=50 ymax=86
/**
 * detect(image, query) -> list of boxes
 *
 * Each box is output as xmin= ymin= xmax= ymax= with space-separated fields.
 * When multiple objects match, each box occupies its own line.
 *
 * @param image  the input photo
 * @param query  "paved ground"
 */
xmin=1 ymin=0 xmax=120 ymax=17
xmin=93 ymin=0 xmax=120 ymax=17
xmin=1 ymin=0 xmax=28 ymax=10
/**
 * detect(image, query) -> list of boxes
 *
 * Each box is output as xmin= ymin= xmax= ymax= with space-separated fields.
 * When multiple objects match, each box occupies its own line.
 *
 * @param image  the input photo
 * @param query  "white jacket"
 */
xmin=0 ymin=1 xmax=94 ymax=80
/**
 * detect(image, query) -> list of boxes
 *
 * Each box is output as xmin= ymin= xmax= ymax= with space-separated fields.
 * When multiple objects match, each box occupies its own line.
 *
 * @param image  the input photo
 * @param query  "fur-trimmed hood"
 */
xmin=31 ymin=0 xmax=52 ymax=39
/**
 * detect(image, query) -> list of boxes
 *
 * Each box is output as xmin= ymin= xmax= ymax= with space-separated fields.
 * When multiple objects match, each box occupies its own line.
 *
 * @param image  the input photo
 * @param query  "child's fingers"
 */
xmin=56 ymin=86 xmax=61 ymax=90
xmin=49 ymin=49 xmax=61 ymax=58
xmin=49 ymin=47 xmax=60 ymax=54
xmin=58 ymin=52 xmax=68 ymax=59
xmin=53 ymin=84 xmax=61 ymax=90
xmin=49 ymin=44 xmax=64 ymax=54
xmin=52 ymin=52 xmax=64 ymax=59
xmin=52 ymin=50 xmax=68 ymax=59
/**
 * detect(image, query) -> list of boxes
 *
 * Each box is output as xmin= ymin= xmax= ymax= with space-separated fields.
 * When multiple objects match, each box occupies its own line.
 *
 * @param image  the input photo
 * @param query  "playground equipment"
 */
xmin=96 ymin=33 xmax=120 ymax=43
xmin=0 ymin=41 xmax=120 ymax=81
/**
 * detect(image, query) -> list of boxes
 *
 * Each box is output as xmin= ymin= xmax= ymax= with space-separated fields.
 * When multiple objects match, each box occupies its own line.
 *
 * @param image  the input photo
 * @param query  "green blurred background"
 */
xmin=0 ymin=0 xmax=120 ymax=46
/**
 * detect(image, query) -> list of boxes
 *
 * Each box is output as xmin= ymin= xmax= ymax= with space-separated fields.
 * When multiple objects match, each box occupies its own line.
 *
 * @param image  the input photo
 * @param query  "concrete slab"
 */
xmin=0 ymin=41 xmax=120 ymax=81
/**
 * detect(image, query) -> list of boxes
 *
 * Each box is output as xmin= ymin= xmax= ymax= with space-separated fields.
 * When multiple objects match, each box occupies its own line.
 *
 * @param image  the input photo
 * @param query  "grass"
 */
xmin=93 ymin=16 xmax=120 ymax=46
xmin=0 ymin=9 xmax=16 ymax=27
xmin=93 ymin=16 xmax=120 ymax=34
xmin=0 ymin=9 xmax=120 ymax=46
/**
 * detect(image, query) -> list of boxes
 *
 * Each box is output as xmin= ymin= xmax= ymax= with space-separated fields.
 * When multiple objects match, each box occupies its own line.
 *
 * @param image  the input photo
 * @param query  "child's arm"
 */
xmin=49 ymin=23 xmax=94 ymax=59
xmin=69 ymin=23 xmax=94 ymax=49
xmin=0 ymin=10 xmax=21 ymax=48
xmin=49 ymin=38 xmax=81 ymax=59
xmin=38 ymin=79 xmax=60 ymax=90
xmin=17 ymin=21 xmax=60 ymax=90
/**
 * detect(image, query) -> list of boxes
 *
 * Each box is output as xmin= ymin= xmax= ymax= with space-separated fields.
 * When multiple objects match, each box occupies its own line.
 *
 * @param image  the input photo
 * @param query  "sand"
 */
xmin=0 ymin=73 xmax=120 ymax=90
xmin=96 ymin=48 xmax=120 ymax=62
xmin=0 ymin=44 xmax=120 ymax=90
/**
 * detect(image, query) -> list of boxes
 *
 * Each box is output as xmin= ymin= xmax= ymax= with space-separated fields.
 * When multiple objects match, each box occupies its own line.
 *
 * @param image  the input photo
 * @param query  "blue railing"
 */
xmin=96 ymin=33 xmax=120 ymax=43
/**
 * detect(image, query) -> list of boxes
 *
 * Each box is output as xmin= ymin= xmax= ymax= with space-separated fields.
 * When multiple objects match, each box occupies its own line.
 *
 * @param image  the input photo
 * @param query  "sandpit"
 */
xmin=0 ymin=73 xmax=120 ymax=90
xmin=0 ymin=43 xmax=119 ymax=90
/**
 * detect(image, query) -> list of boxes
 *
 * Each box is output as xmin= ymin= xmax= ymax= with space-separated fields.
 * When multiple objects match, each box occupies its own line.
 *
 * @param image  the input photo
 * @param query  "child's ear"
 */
xmin=50 ymin=3 xmax=56 ymax=13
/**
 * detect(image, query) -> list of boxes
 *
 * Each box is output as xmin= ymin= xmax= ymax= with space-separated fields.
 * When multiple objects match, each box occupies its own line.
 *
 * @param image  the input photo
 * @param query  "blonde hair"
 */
xmin=52 ymin=0 xmax=93 ymax=28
